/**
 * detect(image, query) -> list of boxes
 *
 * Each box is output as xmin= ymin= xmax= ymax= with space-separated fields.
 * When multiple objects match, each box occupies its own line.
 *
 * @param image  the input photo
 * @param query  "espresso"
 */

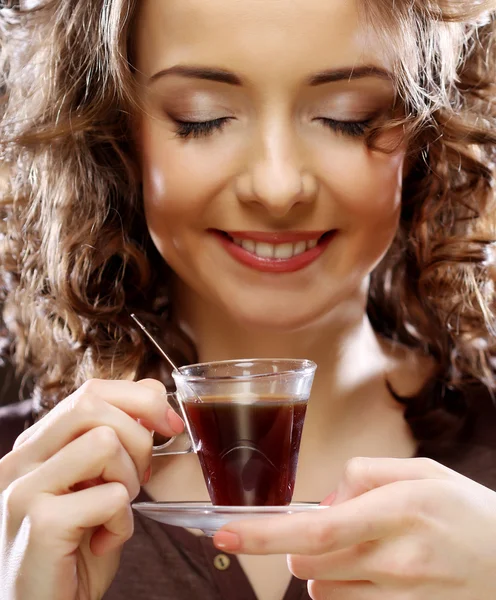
xmin=183 ymin=395 xmax=307 ymax=506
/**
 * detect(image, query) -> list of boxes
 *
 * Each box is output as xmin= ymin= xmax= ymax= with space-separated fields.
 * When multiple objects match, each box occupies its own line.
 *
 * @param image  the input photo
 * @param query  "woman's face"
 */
xmin=133 ymin=0 xmax=405 ymax=331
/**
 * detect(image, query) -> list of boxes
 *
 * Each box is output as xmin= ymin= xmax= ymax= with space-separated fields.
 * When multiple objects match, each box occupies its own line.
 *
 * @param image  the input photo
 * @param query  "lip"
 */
xmin=211 ymin=229 xmax=336 ymax=274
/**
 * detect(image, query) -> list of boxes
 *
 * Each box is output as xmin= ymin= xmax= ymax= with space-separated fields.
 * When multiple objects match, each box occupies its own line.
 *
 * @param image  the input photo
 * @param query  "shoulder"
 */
xmin=420 ymin=390 xmax=496 ymax=491
xmin=380 ymin=336 xmax=436 ymax=399
xmin=0 ymin=400 xmax=34 ymax=459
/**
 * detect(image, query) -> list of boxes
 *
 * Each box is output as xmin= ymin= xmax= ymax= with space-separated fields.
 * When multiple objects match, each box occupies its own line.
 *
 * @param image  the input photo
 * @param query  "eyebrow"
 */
xmin=149 ymin=66 xmax=242 ymax=85
xmin=148 ymin=64 xmax=392 ymax=86
xmin=307 ymin=65 xmax=392 ymax=85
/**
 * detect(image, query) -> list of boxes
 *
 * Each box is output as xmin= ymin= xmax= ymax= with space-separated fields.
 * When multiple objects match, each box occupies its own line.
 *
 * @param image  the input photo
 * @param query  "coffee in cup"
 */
xmin=152 ymin=359 xmax=316 ymax=507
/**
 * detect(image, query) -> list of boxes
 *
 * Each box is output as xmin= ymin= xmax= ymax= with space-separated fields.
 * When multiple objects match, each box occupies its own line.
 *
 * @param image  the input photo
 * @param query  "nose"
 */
xmin=236 ymin=127 xmax=318 ymax=218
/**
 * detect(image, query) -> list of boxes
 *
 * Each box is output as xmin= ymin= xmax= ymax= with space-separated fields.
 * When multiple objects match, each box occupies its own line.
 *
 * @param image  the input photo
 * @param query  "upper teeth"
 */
xmin=233 ymin=238 xmax=318 ymax=259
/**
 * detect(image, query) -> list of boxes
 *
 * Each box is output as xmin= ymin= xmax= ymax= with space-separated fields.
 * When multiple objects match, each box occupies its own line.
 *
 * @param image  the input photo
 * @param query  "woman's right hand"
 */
xmin=0 ymin=378 xmax=184 ymax=600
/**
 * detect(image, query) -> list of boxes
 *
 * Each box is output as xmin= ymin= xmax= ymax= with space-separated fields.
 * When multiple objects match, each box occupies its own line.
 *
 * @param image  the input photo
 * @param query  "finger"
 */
xmin=15 ymin=378 xmax=183 ymax=444
xmin=287 ymin=544 xmax=379 ymax=582
xmin=333 ymin=457 xmax=459 ymax=505
xmin=25 ymin=482 xmax=133 ymax=557
xmin=307 ymin=580 xmax=380 ymax=600
xmin=24 ymin=426 xmax=141 ymax=500
xmin=136 ymin=377 xmax=184 ymax=436
xmin=11 ymin=381 xmax=183 ymax=482
xmin=6 ymin=428 xmax=140 ymax=528
xmin=214 ymin=481 xmax=413 ymax=555
xmin=11 ymin=401 xmax=152 ymax=484
xmin=14 ymin=378 xmax=183 ymax=450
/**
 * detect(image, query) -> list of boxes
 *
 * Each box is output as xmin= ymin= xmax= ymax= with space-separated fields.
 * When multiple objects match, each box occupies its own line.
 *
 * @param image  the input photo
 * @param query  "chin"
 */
xmin=216 ymin=277 xmax=367 ymax=334
xmin=224 ymin=300 xmax=337 ymax=334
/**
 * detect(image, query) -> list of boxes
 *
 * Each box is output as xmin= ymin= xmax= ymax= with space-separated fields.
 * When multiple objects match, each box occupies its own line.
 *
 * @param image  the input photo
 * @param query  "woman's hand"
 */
xmin=0 ymin=378 xmax=184 ymax=600
xmin=214 ymin=457 xmax=496 ymax=599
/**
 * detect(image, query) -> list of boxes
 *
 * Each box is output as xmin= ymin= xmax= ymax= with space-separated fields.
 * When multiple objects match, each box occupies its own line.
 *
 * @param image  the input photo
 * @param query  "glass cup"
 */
xmin=152 ymin=358 xmax=316 ymax=506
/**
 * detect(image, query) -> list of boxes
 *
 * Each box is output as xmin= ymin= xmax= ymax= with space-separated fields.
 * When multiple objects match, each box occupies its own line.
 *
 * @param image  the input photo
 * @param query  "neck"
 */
xmin=145 ymin=279 xmax=418 ymax=504
xmin=172 ymin=277 xmax=394 ymax=428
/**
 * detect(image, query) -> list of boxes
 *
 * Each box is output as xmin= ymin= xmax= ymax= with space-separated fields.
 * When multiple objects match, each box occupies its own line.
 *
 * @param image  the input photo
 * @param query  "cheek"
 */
xmin=321 ymin=146 xmax=404 ymax=275
xmin=137 ymin=120 xmax=209 ymax=260
xmin=323 ymin=145 xmax=404 ymax=222
xmin=137 ymin=118 xmax=242 ymax=270
xmin=138 ymin=119 xmax=238 ymax=221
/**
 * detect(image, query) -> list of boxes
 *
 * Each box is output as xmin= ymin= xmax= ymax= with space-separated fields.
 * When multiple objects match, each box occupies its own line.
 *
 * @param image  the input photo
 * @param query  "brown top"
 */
xmin=1 ymin=394 xmax=496 ymax=600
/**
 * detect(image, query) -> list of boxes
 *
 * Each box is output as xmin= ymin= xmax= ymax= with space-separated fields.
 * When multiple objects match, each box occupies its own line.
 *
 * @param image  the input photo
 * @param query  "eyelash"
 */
xmin=318 ymin=118 xmax=372 ymax=138
xmin=173 ymin=118 xmax=231 ymax=139
xmin=172 ymin=116 xmax=372 ymax=140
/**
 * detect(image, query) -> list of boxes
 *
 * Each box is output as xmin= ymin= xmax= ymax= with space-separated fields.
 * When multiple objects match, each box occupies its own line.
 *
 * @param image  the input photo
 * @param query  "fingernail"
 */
xmin=143 ymin=466 xmax=152 ymax=484
xmin=213 ymin=531 xmax=241 ymax=552
xmin=167 ymin=408 xmax=185 ymax=435
xmin=320 ymin=491 xmax=337 ymax=506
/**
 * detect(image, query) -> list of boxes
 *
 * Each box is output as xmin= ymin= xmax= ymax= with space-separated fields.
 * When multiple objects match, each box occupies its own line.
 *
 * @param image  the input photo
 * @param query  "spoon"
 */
xmin=130 ymin=313 xmax=203 ymax=404
xmin=130 ymin=313 xmax=181 ymax=374
xmin=130 ymin=312 xmax=202 ymax=451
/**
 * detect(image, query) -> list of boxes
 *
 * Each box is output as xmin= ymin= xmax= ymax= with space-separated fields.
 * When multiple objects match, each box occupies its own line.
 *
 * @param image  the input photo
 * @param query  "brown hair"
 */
xmin=0 ymin=0 xmax=495 ymax=439
xmin=363 ymin=1 xmax=496 ymax=437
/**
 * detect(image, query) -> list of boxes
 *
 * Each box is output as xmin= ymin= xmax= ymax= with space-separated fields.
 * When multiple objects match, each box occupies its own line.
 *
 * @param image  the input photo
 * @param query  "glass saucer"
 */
xmin=132 ymin=501 xmax=327 ymax=536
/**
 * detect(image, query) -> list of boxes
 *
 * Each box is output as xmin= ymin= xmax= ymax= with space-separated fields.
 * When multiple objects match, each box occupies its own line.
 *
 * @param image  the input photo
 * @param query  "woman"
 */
xmin=0 ymin=0 xmax=496 ymax=599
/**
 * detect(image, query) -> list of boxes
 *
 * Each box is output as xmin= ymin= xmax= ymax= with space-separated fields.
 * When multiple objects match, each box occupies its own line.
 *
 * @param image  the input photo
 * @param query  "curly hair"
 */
xmin=0 ymin=0 xmax=495 ymax=438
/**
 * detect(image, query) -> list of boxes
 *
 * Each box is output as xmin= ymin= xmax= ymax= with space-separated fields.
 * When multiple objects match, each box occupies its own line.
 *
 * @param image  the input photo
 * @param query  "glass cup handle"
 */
xmin=151 ymin=392 xmax=194 ymax=456
xmin=152 ymin=432 xmax=193 ymax=456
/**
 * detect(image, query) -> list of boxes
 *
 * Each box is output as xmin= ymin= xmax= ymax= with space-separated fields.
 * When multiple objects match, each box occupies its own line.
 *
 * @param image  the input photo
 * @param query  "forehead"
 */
xmin=133 ymin=0 xmax=390 ymax=79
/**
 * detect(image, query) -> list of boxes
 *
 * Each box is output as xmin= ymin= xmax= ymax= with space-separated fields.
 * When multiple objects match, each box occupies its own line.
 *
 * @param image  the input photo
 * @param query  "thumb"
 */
xmin=333 ymin=456 xmax=454 ymax=505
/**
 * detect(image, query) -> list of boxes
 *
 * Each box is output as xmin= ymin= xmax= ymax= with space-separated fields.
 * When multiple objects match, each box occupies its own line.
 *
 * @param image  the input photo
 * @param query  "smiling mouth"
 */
xmin=216 ymin=231 xmax=334 ymax=260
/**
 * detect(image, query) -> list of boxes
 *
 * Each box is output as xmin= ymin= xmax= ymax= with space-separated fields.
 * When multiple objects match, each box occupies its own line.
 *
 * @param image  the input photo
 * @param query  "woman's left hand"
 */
xmin=213 ymin=457 xmax=496 ymax=599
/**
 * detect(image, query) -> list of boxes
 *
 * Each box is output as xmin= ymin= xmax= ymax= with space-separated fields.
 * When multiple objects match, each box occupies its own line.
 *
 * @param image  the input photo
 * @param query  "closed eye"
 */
xmin=317 ymin=117 xmax=373 ymax=138
xmin=173 ymin=117 xmax=232 ymax=139
xmin=172 ymin=116 xmax=372 ymax=140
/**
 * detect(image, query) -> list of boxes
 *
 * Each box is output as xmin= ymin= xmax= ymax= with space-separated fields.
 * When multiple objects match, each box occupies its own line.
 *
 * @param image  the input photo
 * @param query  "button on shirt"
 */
xmin=104 ymin=489 xmax=310 ymax=600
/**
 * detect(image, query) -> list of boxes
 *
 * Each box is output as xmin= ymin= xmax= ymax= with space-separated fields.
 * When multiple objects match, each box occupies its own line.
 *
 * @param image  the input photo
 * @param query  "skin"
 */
xmin=131 ymin=2 xmax=419 ymax=596
xmin=0 ymin=1 xmax=495 ymax=600
xmin=133 ymin=0 xmax=404 ymax=336
xmin=134 ymin=1 xmax=496 ymax=598
xmin=0 ymin=378 xmax=184 ymax=600
xmin=213 ymin=458 xmax=496 ymax=599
